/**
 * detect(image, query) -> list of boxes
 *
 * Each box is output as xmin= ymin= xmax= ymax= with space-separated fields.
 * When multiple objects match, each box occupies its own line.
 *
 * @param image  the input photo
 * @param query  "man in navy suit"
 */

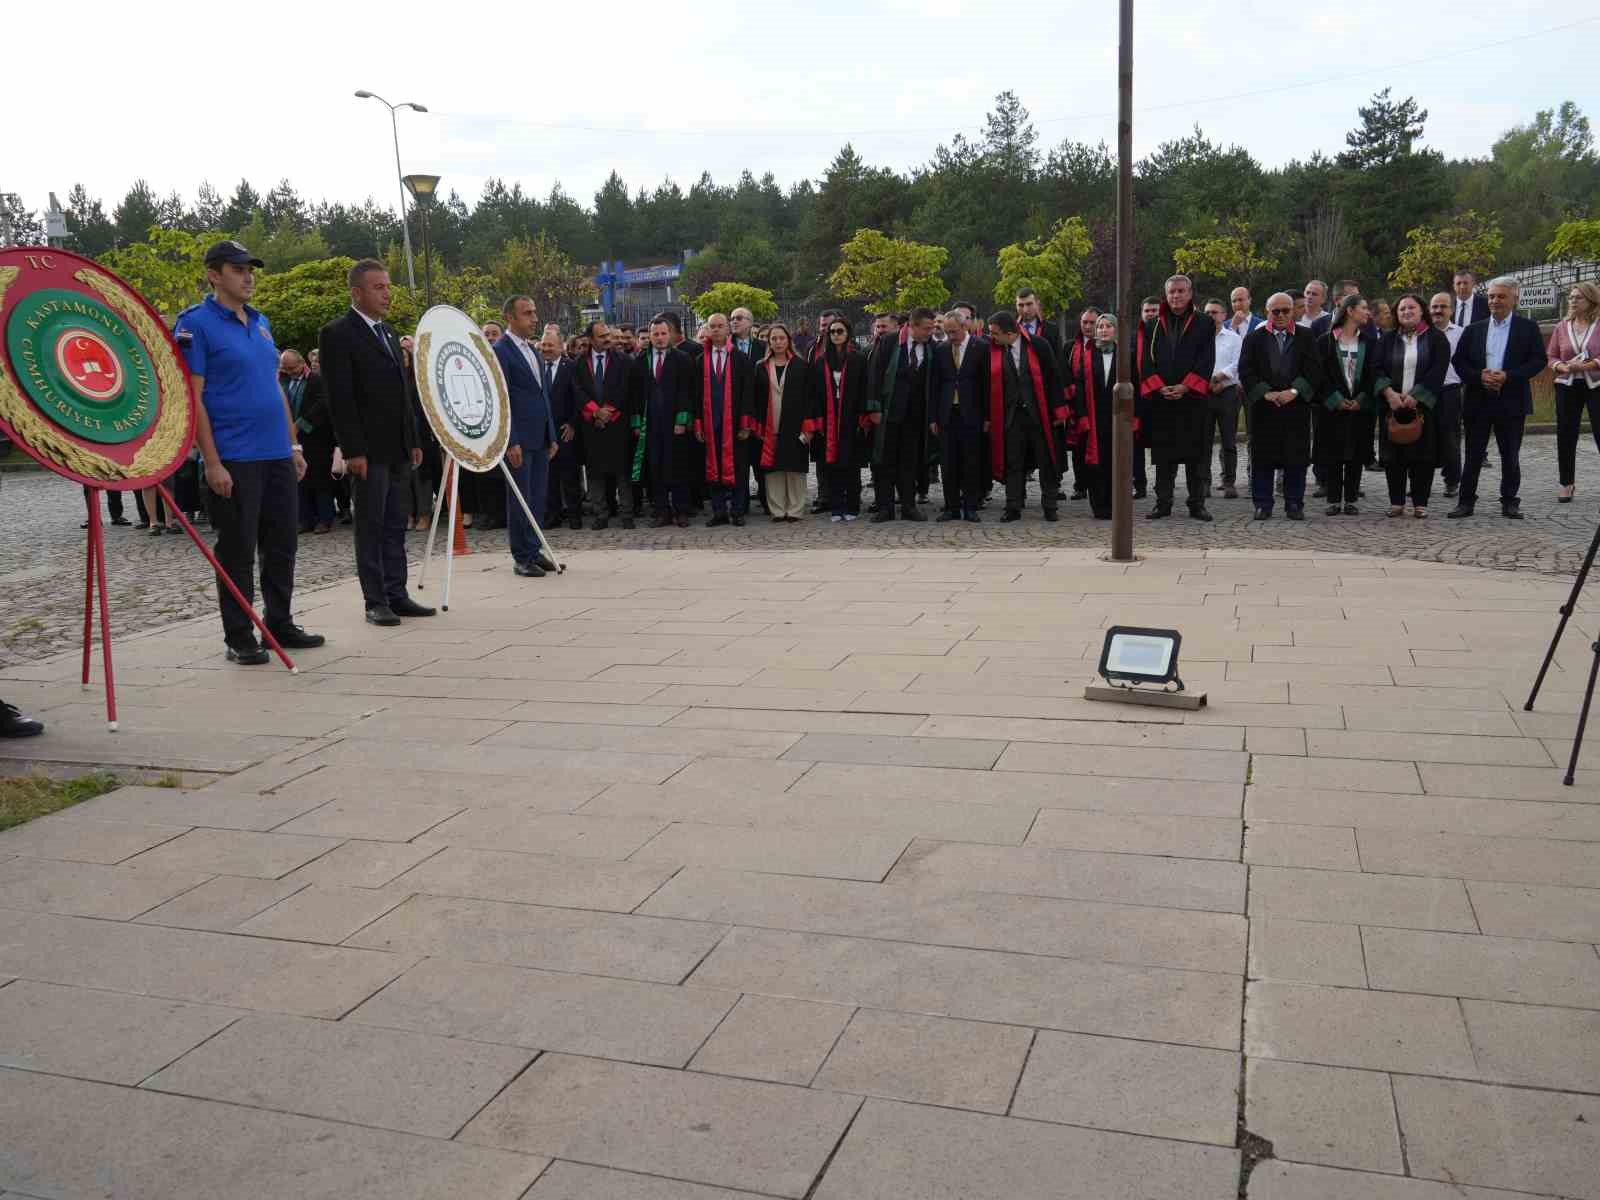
xmin=931 ymin=306 xmax=987 ymax=522
xmin=1449 ymin=277 xmax=1548 ymax=520
xmin=493 ymin=295 xmax=560 ymax=576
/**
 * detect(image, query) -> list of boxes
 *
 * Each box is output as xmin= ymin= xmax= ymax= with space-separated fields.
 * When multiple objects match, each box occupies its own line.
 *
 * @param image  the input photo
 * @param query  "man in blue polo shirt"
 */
xmin=175 ymin=240 xmax=325 ymax=663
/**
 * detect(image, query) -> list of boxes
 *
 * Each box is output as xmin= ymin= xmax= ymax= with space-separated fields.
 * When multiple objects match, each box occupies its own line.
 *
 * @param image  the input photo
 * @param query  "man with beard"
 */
xmin=574 ymin=319 xmax=632 ymax=529
xmin=1138 ymin=275 xmax=1216 ymax=520
xmin=986 ymin=311 xmax=1067 ymax=522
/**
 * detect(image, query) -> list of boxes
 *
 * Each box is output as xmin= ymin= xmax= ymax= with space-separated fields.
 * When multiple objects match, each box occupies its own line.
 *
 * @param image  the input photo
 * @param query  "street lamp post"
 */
xmin=403 ymin=174 xmax=442 ymax=309
xmin=354 ymin=90 xmax=428 ymax=291
xmin=1110 ymin=0 xmax=1136 ymax=562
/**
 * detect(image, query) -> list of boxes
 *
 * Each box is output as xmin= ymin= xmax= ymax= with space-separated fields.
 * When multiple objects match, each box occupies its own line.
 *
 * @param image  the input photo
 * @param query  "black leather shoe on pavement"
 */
xmin=936 ymin=511 xmax=959 ymax=522
xmin=267 ymin=624 xmax=325 ymax=650
xmin=1253 ymin=507 xmax=1271 ymax=520
xmin=0 ymin=701 xmax=44 ymax=738
xmin=870 ymin=510 xmax=895 ymax=523
xmin=901 ymin=507 xmax=927 ymax=522
xmin=1285 ymin=507 xmax=1305 ymax=521
xmin=390 ymin=597 xmax=437 ymax=618
xmin=514 ymin=560 xmax=546 ymax=578
xmin=731 ymin=515 xmax=745 ymax=527
xmin=706 ymin=514 xmax=730 ymax=527
xmin=1446 ymin=505 xmax=1474 ymax=519
xmin=532 ymin=554 xmax=558 ymax=573
xmin=1502 ymin=504 xmax=1524 ymax=519
xmin=1043 ymin=510 xmax=1059 ymax=522
xmin=1190 ymin=507 xmax=1214 ymax=522
xmin=1000 ymin=509 xmax=1021 ymax=522
xmin=365 ymin=605 xmax=402 ymax=627
xmin=225 ymin=639 xmax=271 ymax=665
xmin=1146 ymin=504 xmax=1171 ymax=520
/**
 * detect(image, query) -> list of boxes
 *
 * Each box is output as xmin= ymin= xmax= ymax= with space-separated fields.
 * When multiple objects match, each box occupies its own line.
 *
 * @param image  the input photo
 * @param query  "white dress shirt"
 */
xmin=1401 ymin=331 xmax=1420 ymax=395
xmin=1438 ymin=322 xmax=1463 ymax=386
xmin=507 ymin=331 xmax=542 ymax=380
xmin=1212 ymin=326 xmax=1242 ymax=388
xmin=1486 ymin=315 xmax=1512 ymax=371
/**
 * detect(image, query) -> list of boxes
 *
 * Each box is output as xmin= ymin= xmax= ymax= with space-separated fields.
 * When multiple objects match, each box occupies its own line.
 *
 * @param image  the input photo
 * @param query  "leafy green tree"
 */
xmin=829 ymin=228 xmax=949 ymax=311
xmin=1173 ymin=221 xmax=1280 ymax=295
xmin=64 ymin=184 xmax=116 ymax=257
xmin=221 ymin=180 xmax=262 ymax=236
xmin=487 ymin=234 xmax=597 ymax=325
xmin=593 ymin=170 xmax=636 ymax=257
xmin=0 ymin=195 xmax=43 ymax=248
xmin=1547 ymin=218 xmax=1600 ymax=264
xmin=99 ymin=227 xmax=210 ymax=316
xmin=994 ymin=217 xmax=1094 ymax=318
xmin=191 ymin=181 xmax=225 ymax=233
xmin=690 ymin=282 xmax=778 ymax=321
xmin=1388 ymin=210 xmax=1502 ymax=292
xmin=264 ymin=179 xmax=310 ymax=233
xmin=253 ymin=256 xmax=358 ymax=353
xmin=1335 ymin=91 xmax=1451 ymax=274
xmin=112 ymin=180 xmax=162 ymax=248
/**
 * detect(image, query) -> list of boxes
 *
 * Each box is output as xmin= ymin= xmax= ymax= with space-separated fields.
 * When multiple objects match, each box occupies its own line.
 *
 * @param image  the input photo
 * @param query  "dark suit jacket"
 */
xmin=933 ymin=336 xmax=989 ymax=431
xmin=492 ymin=336 xmax=559 ymax=454
xmin=318 ymin=309 xmax=418 ymax=464
xmin=1455 ymin=294 xmax=1490 ymax=329
xmin=543 ymin=356 xmax=581 ymax=430
xmin=572 ymin=348 xmax=630 ymax=475
xmin=1017 ymin=318 xmax=1061 ymax=354
xmin=1451 ymin=314 xmax=1548 ymax=416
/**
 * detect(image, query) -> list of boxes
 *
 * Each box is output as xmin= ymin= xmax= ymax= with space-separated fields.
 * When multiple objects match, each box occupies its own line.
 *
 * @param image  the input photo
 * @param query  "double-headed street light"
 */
xmin=354 ymin=89 xmax=428 ymax=290
xmin=403 ymin=174 xmax=442 ymax=309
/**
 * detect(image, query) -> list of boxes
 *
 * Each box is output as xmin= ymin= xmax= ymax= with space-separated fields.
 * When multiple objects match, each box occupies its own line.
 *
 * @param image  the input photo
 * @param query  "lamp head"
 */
xmin=404 ymin=102 xmax=429 ymax=113
xmin=1097 ymin=626 xmax=1185 ymax=691
xmin=354 ymin=89 xmax=374 ymax=98
xmin=403 ymin=173 xmax=442 ymax=203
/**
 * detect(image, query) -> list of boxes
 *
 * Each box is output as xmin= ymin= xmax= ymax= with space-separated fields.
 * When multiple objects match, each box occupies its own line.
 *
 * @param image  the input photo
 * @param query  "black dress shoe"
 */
xmin=532 ymin=554 xmax=558 ymax=573
xmin=365 ymin=605 xmax=402 ymax=627
xmin=1133 ymin=488 xmax=1147 ymax=499
xmin=1190 ymin=507 xmax=1214 ymax=522
xmin=1043 ymin=510 xmax=1059 ymax=522
xmin=1443 ymin=485 xmax=1458 ymax=498
xmin=514 ymin=560 xmax=546 ymax=577
xmin=1253 ymin=507 xmax=1272 ymax=520
xmin=1000 ymin=509 xmax=1021 ymax=522
xmin=1343 ymin=504 xmax=1358 ymax=515
xmin=675 ymin=514 xmax=690 ymax=528
xmin=390 ymin=597 xmax=437 ymax=618
xmin=568 ymin=516 xmax=583 ymax=530
xmin=110 ymin=516 xmax=133 ymax=527
xmin=225 ymin=639 xmax=271 ymax=665
xmin=592 ymin=517 xmax=609 ymax=530
xmin=1326 ymin=504 xmax=1343 ymax=517
xmin=1502 ymin=505 xmax=1524 ymax=519
xmin=1147 ymin=504 xmax=1171 ymax=519
xmin=706 ymin=514 xmax=730 ymax=527
xmin=620 ymin=516 xmax=636 ymax=529
xmin=1092 ymin=510 xmax=1111 ymax=520
xmin=936 ymin=511 xmax=959 ymax=522
xmin=870 ymin=510 xmax=895 ymax=523
xmin=1447 ymin=505 xmax=1474 ymax=519
xmin=267 ymin=624 xmax=325 ymax=650
xmin=1285 ymin=507 xmax=1305 ymax=521
xmin=0 ymin=700 xmax=44 ymax=738
xmin=901 ymin=508 xmax=927 ymax=522
xmin=1070 ymin=489 xmax=1087 ymax=501
xmin=963 ymin=512 xmax=981 ymax=522
xmin=731 ymin=515 xmax=745 ymax=527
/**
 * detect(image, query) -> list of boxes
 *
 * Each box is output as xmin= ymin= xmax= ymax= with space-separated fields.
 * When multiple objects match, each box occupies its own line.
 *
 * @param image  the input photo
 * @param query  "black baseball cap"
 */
xmin=204 ymin=240 xmax=265 ymax=268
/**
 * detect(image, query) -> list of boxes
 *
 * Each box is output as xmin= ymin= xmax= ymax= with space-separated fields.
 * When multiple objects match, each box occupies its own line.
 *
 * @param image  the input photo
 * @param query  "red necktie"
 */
xmin=653 ymin=351 xmax=663 ymax=380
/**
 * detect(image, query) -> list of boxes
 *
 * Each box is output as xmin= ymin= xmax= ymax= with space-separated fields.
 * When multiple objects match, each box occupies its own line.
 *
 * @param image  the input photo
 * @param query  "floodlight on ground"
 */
xmin=1085 ymin=626 xmax=1207 ymax=710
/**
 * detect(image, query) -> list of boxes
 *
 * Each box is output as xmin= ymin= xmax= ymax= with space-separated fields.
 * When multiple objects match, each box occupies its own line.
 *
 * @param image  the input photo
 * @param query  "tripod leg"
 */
xmin=1564 ymin=640 xmax=1600 ymax=786
xmin=443 ymin=460 xmax=459 ymax=612
xmin=418 ymin=459 xmax=449 ymax=590
xmin=1527 ymin=518 xmax=1600 ymax=710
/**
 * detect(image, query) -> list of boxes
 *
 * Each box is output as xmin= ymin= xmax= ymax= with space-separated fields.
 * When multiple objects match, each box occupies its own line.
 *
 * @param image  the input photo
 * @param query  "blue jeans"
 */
xmin=1252 ymin=462 xmax=1306 ymax=512
xmin=505 ymin=449 xmax=550 ymax=564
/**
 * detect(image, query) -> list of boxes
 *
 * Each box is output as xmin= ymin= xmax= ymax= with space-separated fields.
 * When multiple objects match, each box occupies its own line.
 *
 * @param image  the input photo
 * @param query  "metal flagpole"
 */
xmin=1110 ymin=0 xmax=1137 ymax=561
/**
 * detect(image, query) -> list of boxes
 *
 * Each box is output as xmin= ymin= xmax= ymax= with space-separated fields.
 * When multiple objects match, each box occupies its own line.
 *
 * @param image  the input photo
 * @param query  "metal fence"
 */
xmin=1503 ymin=260 xmax=1599 ymax=318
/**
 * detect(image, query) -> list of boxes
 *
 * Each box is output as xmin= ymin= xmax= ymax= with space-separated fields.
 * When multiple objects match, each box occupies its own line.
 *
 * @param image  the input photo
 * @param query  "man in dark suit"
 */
xmin=693 ymin=313 xmax=754 ymax=527
xmin=492 ymin=295 xmax=560 ymax=576
xmin=573 ymin=322 xmax=632 ymax=529
xmin=627 ymin=316 xmax=695 ymax=527
xmin=1449 ymin=277 xmax=1548 ymax=519
xmin=931 ymin=307 xmax=987 ymax=522
xmin=546 ymin=322 xmax=591 ymax=531
xmin=1014 ymin=287 xmax=1061 ymax=353
xmin=867 ymin=308 xmax=938 ymax=522
xmin=318 ymin=258 xmax=432 ymax=626
xmin=1452 ymin=271 xmax=1490 ymax=330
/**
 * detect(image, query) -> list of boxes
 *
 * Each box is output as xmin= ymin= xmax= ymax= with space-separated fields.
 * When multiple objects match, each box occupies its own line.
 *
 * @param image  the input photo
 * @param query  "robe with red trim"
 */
xmin=987 ymin=333 xmax=1067 ymax=482
xmin=1137 ymin=304 xmax=1215 ymax=464
xmin=810 ymin=348 xmax=868 ymax=470
xmin=752 ymin=358 xmax=813 ymax=473
xmin=691 ymin=343 xmax=752 ymax=486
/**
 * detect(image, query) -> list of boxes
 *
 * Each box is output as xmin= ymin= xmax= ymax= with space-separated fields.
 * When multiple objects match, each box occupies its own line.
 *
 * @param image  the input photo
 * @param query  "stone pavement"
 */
xmin=3 ymin=431 xmax=1598 ymax=665
xmin=1 ymin=547 xmax=1598 ymax=1199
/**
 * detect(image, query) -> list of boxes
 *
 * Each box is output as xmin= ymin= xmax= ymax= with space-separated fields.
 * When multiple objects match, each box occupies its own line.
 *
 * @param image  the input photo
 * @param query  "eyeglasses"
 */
xmin=829 ymin=327 xmax=848 ymax=336
xmin=1266 ymin=307 xmax=1292 ymax=315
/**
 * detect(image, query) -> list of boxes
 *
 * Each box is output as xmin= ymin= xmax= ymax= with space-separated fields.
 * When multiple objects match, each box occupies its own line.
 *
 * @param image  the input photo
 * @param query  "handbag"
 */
xmin=1387 ymin=409 xmax=1422 ymax=446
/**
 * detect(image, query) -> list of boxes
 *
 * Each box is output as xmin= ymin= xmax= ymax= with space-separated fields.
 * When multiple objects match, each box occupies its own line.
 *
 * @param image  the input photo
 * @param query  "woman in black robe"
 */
xmin=1374 ymin=293 xmax=1450 ymax=518
xmin=1313 ymin=294 xmax=1378 ymax=516
xmin=812 ymin=317 xmax=869 ymax=520
xmin=751 ymin=323 xmax=813 ymax=521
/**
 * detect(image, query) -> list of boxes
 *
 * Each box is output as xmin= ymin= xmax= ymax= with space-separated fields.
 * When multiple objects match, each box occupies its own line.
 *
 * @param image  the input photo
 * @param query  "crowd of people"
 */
xmin=19 ymin=240 xmax=1600 ymax=705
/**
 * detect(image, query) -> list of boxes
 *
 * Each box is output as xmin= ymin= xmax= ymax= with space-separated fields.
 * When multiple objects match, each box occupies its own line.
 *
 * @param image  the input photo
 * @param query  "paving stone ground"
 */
xmin=0 ymin=540 xmax=1596 ymax=1199
xmin=2 ymin=432 xmax=1597 ymax=665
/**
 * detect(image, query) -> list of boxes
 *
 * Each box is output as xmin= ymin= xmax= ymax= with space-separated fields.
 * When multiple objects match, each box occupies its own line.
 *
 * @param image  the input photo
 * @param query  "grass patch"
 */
xmin=0 ymin=771 xmax=123 ymax=833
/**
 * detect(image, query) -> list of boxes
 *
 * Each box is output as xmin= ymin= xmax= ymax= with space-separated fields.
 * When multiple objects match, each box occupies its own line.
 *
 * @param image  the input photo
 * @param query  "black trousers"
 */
xmin=1555 ymin=382 xmax=1600 ymax=487
xmin=940 ymin=420 xmax=984 ymax=515
xmin=872 ymin=419 xmax=922 ymax=512
xmin=1205 ymin=387 xmax=1241 ymax=487
xmin=1155 ymin=460 xmax=1206 ymax=509
xmin=205 ymin=457 xmax=297 ymax=643
xmin=1324 ymin=461 xmax=1364 ymax=505
xmin=1437 ymin=384 xmax=1463 ymax=487
xmin=352 ymin=460 xmax=412 ymax=610
xmin=1004 ymin=412 xmax=1059 ymax=513
xmin=547 ymin=437 xmax=584 ymax=520
xmin=1460 ymin=401 xmax=1525 ymax=508
xmin=1386 ymin=463 xmax=1435 ymax=507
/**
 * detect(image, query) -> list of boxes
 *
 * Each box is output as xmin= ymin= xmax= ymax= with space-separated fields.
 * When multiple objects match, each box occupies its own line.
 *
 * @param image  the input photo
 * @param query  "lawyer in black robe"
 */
xmin=866 ymin=311 xmax=939 ymax=520
xmin=812 ymin=323 xmax=869 ymax=519
xmin=1374 ymin=298 xmax=1451 ymax=512
xmin=693 ymin=330 xmax=754 ymax=525
xmin=1137 ymin=278 xmax=1216 ymax=518
xmin=1240 ymin=306 xmax=1321 ymax=518
xmin=626 ymin=335 xmax=695 ymax=524
xmin=574 ymin=341 xmax=632 ymax=528
xmin=1069 ymin=320 xmax=1120 ymax=519
xmin=985 ymin=312 xmax=1067 ymax=520
xmin=1313 ymin=297 xmax=1379 ymax=511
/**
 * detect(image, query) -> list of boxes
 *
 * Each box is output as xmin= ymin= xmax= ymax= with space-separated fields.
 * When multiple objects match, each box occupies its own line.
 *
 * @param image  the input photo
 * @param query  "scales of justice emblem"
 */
xmin=433 ymin=341 xmax=493 ymax=439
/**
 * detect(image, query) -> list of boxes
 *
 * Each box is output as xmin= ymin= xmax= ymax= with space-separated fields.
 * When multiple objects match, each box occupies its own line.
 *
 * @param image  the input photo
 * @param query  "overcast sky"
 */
xmin=6 ymin=1 xmax=1593 ymax=220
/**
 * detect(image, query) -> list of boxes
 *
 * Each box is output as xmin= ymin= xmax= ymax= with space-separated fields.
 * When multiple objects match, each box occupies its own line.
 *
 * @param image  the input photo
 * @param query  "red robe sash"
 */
xmin=988 ymin=337 xmax=1057 ymax=481
xmin=758 ymin=357 xmax=795 ymax=470
xmin=821 ymin=357 xmax=846 ymax=465
xmin=1075 ymin=339 xmax=1101 ymax=467
xmin=699 ymin=346 xmax=736 ymax=485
